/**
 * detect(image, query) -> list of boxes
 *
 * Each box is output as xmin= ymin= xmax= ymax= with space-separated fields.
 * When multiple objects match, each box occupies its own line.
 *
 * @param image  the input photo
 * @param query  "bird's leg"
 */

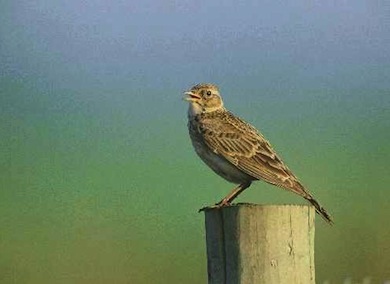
xmin=216 ymin=181 xmax=252 ymax=207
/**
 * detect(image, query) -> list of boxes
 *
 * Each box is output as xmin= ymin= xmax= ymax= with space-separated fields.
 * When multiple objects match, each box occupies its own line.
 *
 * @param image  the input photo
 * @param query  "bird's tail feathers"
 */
xmin=305 ymin=196 xmax=334 ymax=224
xmin=291 ymin=181 xmax=333 ymax=224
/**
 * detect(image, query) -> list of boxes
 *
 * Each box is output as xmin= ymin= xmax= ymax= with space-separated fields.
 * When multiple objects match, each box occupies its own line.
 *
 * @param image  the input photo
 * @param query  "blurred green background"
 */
xmin=1 ymin=1 xmax=389 ymax=283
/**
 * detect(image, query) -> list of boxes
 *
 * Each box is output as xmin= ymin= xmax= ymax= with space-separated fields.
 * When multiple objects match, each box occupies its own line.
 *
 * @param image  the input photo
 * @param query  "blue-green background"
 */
xmin=1 ymin=1 xmax=389 ymax=283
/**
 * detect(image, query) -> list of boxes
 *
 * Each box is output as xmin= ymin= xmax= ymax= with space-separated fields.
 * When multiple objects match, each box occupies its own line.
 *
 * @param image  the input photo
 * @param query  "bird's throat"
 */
xmin=188 ymin=102 xmax=203 ymax=117
xmin=188 ymin=102 xmax=224 ymax=118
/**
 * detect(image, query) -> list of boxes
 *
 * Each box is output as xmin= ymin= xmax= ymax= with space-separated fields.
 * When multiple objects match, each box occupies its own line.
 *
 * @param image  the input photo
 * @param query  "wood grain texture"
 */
xmin=204 ymin=204 xmax=315 ymax=284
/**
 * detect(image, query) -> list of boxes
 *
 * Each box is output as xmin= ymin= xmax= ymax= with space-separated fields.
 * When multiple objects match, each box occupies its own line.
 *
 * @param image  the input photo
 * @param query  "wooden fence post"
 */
xmin=204 ymin=204 xmax=315 ymax=284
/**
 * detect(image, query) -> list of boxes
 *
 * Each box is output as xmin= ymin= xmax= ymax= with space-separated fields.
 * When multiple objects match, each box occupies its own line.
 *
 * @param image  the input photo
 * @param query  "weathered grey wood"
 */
xmin=204 ymin=204 xmax=315 ymax=284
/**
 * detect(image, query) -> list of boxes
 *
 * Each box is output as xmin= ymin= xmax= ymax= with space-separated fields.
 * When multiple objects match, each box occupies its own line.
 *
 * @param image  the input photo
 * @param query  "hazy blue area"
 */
xmin=1 ymin=1 xmax=389 ymax=283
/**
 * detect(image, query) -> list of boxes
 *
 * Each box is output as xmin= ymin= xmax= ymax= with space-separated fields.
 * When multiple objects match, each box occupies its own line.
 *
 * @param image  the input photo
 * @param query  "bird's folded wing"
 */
xmin=199 ymin=115 xmax=306 ymax=195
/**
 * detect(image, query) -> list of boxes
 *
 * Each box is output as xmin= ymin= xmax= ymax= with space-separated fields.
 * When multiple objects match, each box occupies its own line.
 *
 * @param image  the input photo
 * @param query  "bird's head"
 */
xmin=184 ymin=83 xmax=224 ymax=114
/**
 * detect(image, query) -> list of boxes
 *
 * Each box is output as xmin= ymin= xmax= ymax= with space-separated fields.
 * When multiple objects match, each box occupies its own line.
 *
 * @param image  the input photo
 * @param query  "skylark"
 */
xmin=184 ymin=83 xmax=333 ymax=224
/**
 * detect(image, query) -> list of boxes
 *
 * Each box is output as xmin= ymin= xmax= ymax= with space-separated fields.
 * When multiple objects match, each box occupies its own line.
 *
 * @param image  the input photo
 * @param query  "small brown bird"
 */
xmin=184 ymin=83 xmax=333 ymax=224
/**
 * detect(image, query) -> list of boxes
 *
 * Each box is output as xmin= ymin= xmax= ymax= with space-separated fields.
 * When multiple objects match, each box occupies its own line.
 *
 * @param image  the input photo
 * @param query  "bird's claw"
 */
xmin=198 ymin=200 xmax=231 ymax=213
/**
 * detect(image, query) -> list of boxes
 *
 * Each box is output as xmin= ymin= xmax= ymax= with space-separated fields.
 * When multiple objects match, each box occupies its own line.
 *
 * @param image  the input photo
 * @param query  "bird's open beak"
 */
xmin=183 ymin=91 xmax=201 ymax=102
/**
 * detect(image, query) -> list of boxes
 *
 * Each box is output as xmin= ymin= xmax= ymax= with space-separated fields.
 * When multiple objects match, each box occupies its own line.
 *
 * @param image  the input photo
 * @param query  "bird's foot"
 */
xmin=215 ymin=198 xmax=231 ymax=208
xmin=198 ymin=199 xmax=231 ymax=212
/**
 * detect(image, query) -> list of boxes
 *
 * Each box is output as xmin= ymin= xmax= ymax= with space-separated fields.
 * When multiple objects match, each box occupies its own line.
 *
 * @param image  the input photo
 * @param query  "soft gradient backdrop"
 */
xmin=1 ymin=1 xmax=389 ymax=283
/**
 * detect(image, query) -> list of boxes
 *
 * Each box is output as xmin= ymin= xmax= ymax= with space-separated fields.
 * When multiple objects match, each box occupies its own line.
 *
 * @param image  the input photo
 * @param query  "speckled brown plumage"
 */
xmin=184 ymin=83 xmax=333 ymax=224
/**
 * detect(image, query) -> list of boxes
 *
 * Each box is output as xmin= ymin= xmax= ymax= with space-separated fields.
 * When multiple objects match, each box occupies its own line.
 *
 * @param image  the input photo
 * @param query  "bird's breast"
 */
xmin=188 ymin=119 xmax=254 ymax=184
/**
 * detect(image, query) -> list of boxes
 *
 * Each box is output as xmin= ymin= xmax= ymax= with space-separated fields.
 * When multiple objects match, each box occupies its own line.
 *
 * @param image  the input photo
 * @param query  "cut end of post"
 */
xmin=201 ymin=202 xmax=313 ymax=211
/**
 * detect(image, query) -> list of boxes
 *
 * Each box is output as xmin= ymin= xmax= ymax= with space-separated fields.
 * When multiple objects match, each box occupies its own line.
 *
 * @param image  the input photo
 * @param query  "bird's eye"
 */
xmin=206 ymin=91 xmax=212 ymax=97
